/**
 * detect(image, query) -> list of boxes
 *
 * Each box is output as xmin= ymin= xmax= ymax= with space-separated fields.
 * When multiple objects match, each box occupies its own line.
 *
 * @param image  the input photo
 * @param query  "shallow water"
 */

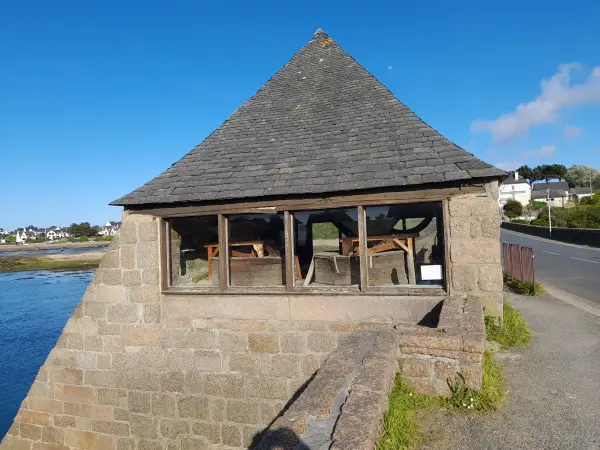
xmin=0 ymin=270 xmax=93 ymax=438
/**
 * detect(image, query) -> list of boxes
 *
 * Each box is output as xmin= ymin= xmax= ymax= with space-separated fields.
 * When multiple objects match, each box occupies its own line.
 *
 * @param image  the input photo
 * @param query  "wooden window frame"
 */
xmin=158 ymin=196 xmax=453 ymax=296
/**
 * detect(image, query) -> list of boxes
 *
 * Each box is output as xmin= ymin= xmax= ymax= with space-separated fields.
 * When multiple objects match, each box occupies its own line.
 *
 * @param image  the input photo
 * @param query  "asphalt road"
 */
xmin=501 ymin=229 xmax=600 ymax=304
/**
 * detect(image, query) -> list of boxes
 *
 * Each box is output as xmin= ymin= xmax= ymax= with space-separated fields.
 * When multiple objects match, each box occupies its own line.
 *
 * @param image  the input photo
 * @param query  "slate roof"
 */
xmin=532 ymin=181 xmax=569 ymax=192
xmin=570 ymin=187 xmax=593 ymax=195
xmin=532 ymin=189 xmax=568 ymax=200
xmin=112 ymin=30 xmax=506 ymax=207
xmin=502 ymin=174 xmax=528 ymax=185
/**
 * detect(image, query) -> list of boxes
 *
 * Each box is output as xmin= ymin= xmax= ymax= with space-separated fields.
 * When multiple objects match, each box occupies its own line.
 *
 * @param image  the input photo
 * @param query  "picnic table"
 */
xmin=204 ymin=241 xmax=265 ymax=281
xmin=339 ymin=233 xmax=418 ymax=284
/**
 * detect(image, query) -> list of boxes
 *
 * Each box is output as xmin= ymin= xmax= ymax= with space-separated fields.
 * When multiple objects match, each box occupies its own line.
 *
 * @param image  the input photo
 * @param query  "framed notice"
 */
xmin=420 ymin=265 xmax=443 ymax=281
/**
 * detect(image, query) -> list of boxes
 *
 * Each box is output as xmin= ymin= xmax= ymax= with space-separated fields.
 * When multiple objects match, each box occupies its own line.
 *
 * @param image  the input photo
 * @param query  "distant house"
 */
xmin=569 ymin=187 xmax=594 ymax=202
xmin=99 ymin=221 xmax=121 ymax=236
xmin=532 ymin=181 xmax=569 ymax=207
xmin=499 ymin=171 xmax=531 ymax=207
xmin=46 ymin=226 xmax=70 ymax=240
xmin=15 ymin=230 xmax=27 ymax=244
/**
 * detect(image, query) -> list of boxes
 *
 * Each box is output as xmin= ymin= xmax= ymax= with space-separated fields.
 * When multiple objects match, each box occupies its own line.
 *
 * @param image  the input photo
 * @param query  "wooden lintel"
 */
xmin=127 ymin=184 xmax=486 ymax=218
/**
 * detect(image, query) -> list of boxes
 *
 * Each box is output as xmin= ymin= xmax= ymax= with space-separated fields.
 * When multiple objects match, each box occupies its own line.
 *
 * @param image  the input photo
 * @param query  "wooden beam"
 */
xmin=160 ymin=219 xmax=169 ymax=291
xmin=218 ymin=214 xmax=229 ymax=291
xmin=358 ymin=206 xmax=368 ymax=291
xmin=284 ymin=211 xmax=294 ymax=291
xmin=127 ymin=184 xmax=486 ymax=218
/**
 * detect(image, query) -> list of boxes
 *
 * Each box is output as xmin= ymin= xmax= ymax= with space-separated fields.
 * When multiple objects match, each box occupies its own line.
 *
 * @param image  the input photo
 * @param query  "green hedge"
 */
xmin=534 ymin=204 xmax=600 ymax=229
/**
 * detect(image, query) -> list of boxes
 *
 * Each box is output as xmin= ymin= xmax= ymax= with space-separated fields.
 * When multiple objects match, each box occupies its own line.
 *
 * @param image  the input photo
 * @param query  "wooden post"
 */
xmin=284 ymin=211 xmax=294 ymax=291
xmin=160 ymin=219 xmax=170 ymax=291
xmin=218 ymin=214 xmax=229 ymax=291
xmin=405 ymin=237 xmax=416 ymax=285
xmin=358 ymin=206 xmax=368 ymax=291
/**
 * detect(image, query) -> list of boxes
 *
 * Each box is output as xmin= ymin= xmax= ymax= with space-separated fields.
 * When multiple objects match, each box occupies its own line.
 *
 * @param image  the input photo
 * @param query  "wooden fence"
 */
xmin=502 ymin=242 xmax=536 ymax=293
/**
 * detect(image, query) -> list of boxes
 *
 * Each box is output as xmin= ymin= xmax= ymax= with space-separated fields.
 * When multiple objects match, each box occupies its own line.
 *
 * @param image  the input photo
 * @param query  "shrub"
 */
xmin=511 ymin=219 xmax=527 ymax=224
xmin=580 ymin=194 xmax=600 ymax=206
xmin=532 ymin=201 xmax=546 ymax=211
xmin=503 ymin=199 xmax=523 ymax=219
xmin=79 ymin=236 xmax=89 ymax=242
xmin=535 ymin=204 xmax=600 ymax=228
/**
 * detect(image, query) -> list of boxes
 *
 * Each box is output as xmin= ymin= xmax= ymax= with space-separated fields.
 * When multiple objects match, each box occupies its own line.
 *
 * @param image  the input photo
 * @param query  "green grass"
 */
xmin=0 ymin=257 xmax=101 ymax=272
xmin=377 ymin=351 xmax=505 ymax=449
xmin=377 ymin=377 xmax=434 ymax=450
xmin=485 ymin=301 xmax=532 ymax=349
xmin=505 ymin=276 xmax=545 ymax=296
xmin=445 ymin=350 xmax=504 ymax=412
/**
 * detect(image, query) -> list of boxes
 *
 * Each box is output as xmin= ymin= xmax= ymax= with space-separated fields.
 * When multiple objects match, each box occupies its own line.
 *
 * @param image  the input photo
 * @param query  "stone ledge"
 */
xmin=253 ymin=297 xmax=485 ymax=450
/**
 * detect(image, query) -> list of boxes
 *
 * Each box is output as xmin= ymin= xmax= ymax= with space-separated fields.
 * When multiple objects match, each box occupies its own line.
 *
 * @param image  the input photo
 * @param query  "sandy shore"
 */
xmin=0 ymin=241 xmax=110 ymax=253
xmin=0 ymin=250 xmax=105 ymax=272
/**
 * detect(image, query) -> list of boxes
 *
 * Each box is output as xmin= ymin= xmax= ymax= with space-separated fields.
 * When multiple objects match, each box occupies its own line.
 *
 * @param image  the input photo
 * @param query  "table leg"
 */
xmin=406 ymin=238 xmax=416 ymax=285
xmin=207 ymin=247 xmax=219 ymax=281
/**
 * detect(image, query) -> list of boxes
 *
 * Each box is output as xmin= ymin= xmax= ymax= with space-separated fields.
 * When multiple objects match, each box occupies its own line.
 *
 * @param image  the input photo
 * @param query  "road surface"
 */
xmin=501 ymin=229 xmax=600 ymax=304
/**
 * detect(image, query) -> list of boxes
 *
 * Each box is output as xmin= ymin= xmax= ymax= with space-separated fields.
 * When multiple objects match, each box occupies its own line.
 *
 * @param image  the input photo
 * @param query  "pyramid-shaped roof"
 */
xmin=112 ymin=30 xmax=505 ymax=207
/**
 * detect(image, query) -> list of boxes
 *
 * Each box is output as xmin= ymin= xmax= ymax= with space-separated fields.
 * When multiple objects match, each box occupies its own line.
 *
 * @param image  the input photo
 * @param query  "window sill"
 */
xmin=162 ymin=285 xmax=446 ymax=296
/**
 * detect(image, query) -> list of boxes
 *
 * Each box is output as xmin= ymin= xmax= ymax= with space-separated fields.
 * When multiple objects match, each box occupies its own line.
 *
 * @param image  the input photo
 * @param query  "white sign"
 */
xmin=420 ymin=265 xmax=443 ymax=281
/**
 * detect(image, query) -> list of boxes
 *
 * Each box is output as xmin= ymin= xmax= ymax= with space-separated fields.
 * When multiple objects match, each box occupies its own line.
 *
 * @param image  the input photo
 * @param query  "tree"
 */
xmin=503 ymin=199 xmax=523 ymax=220
xmin=535 ymin=164 xmax=557 ymax=183
xmin=551 ymin=164 xmax=568 ymax=181
xmin=532 ymin=166 xmax=544 ymax=183
xmin=565 ymin=165 xmax=600 ymax=189
xmin=68 ymin=222 xmax=94 ymax=238
xmin=515 ymin=165 xmax=534 ymax=183
xmin=5 ymin=235 xmax=16 ymax=244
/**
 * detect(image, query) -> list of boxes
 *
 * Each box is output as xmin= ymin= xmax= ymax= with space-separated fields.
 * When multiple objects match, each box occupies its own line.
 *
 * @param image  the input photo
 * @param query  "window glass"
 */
xmin=365 ymin=202 xmax=444 ymax=286
xmin=168 ymin=216 xmax=219 ymax=287
xmin=293 ymin=208 xmax=359 ymax=287
xmin=227 ymin=214 xmax=286 ymax=287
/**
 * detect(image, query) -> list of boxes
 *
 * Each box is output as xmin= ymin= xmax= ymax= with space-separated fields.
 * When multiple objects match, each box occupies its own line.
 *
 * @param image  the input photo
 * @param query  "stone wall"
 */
xmin=254 ymin=297 xmax=485 ymax=450
xmin=1 ymin=213 xmax=439 ymax=450
xmin=447 ymin=186 xmax=504 ymax=319
xmin=1 ymin=189 xmax=501 ymax=450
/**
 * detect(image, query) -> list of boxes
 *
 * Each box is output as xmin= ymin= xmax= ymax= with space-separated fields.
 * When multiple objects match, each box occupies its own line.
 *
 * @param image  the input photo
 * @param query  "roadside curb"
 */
xmin=540 ymin=282 xmax=600 ymax=318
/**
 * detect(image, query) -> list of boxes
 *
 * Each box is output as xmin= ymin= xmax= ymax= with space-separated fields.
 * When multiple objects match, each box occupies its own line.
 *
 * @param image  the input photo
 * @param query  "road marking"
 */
xmin=541 ymin=250 xmax=560 ymax=255
xmin=570 ymin=257 xmax=599 ymax=264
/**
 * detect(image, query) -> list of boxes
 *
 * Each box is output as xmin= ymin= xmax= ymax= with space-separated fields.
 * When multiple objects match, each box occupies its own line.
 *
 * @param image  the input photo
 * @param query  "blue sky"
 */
xmin=1 ymin=0 xmax=599 ymax=230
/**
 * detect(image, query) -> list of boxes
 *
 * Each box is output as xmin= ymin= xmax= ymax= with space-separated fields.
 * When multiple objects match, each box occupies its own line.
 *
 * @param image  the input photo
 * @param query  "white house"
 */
xmin=532 ymin=181 xmax=569 ymax=207
xmin=99 ymin=221 xmax=121 ymax=236
xmin=499 ymin=171 xmax=532 ymax=207
xmin=15 ymin=230 xmax=28 ymax=244
xmin=46 ymin=227 xmax=70 ymax=240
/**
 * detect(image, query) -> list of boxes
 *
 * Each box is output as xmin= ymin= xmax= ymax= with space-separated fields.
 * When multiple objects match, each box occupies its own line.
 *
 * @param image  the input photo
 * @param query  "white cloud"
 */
xmin=525 ymin=144 xmax=556 ymax=158
xmin=471 ymin=64 xmax=600 ymax=144
xmin=564 ymin=125 xmax=583 ymax=138
xmin=495 ymin=161 xmax=521 ymax=171
xmin=387 ymin=65 xmax=393 ymax=70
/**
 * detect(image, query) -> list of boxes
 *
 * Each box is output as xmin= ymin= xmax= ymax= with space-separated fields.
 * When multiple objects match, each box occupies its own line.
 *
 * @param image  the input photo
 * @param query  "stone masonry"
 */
xmin=254 ymin=297 xmax=485 ymax=450
xmin=447 ymin=187 xmax=504 ymax=319
xmin=1 ymin=187 xmax=502 ymax=450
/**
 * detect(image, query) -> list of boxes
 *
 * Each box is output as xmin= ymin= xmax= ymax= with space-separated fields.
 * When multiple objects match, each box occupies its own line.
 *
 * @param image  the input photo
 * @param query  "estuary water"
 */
xmin=0 ymin=270 xmax=93 ymax=439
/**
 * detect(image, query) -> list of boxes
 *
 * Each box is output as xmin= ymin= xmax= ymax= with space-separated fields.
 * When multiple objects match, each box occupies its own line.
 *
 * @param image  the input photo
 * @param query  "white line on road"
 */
xmin=541 ymin=250 xmax=561 ymax=255
xmin=570 ymin=257 xmax=599 ymax=264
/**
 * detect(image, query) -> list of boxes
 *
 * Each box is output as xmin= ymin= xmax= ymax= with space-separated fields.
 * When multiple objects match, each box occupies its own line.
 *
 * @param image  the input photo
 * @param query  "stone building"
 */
xmin=2 ymin=30 xmax=506 ymax=450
